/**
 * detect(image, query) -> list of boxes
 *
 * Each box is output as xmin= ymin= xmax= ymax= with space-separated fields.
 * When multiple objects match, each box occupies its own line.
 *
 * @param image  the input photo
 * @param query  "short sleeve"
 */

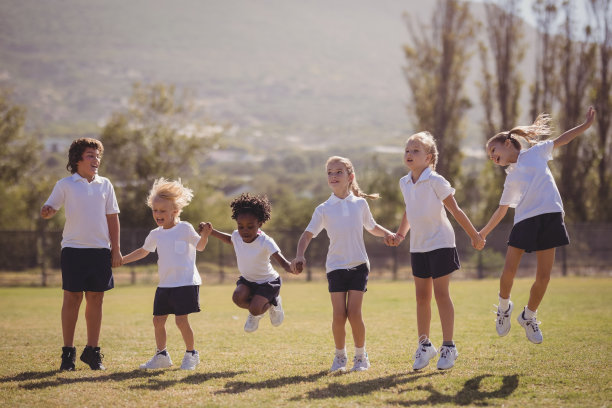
xmin=361 ymin=200 xmax=377 ymax=231
xmin=264 ymin=234 xmax=281 ymax=256
xmin=535 ymin=140 xmax=554 ymax=161
xmin=184 ymin=223 xmax=201 ymax=245
xmin=44 ymin=180 xmax=65 ymax=210
xmin=305 ymin=206 xmax=325 ymax=238
xmin=105 ymin=181 xmax=120 ymax=214
xmin=142 ymin=230 xmax=157 ymax=252
xmin=430 ymin=174 xmax=455 ymax=201
xmin=499 ymin=172 xmax=523 ymax=207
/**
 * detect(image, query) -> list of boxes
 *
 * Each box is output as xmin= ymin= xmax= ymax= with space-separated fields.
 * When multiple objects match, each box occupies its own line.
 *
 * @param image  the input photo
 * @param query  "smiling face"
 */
xmin=151 ymin=197 xmax=179 ymax=229
xmin=487 ymin=139 xmax=519 ymax=167
xmin=235 ymin=213 xmax=262 ymax=243
xmin=404 ymin=140 xmax=432 ymax=172
xmin=326 ymin=161 xmax=353 ymax=198
xmin=76 ymin=147 xmax=101 ymax=182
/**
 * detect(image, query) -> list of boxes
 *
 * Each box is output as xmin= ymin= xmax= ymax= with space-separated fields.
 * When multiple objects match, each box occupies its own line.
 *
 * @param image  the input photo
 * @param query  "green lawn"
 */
xmin=0 ymin=277 xmax=610 ymax=407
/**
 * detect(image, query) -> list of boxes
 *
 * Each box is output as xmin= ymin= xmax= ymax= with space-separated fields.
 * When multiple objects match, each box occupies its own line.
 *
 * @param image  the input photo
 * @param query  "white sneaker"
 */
xmin=351 ymin=353 xmax=370 ymax=372
xmin=517 ymin=311 xmax=543 ymax=344
xmin=269 ymin=296 xmax=284 ymax=327
xmin=139 ymin=350 xmax=172 ymax=369
xmin=180 ymin=350 xmax=200 ymax=370
xmin=330 ymin=354 xmax=348 ymax=373
xmin=437 ymin=345 xmax=458 ymax=370
xmin=244 ymin=313 xmax=263 ymax=333
xmin=495 ymin=300 xmax=514 ymax=337
xmin=413 ymin=338 xmax=437 ymax=370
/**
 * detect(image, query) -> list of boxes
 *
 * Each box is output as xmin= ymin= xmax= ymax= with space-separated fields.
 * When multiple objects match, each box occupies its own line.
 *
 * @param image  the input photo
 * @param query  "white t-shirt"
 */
xmin=305 ymin=193 xmax=377 ymax=273
xmin=500 ymin=140 xmax=564 ymax=224
xmin=142 ymin=221 xmax=202 ymax=288
xmin=44 ymin=173 xmax=120 ymax=249
xmin=231 ymin=230 xmax=281 ymax=283
xmin=399 ymin=167 xmax=456 ymax=252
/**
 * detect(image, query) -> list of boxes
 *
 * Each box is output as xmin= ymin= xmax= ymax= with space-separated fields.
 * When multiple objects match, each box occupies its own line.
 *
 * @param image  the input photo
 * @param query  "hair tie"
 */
xmin=506 ymin=132 xmax=512 ymax=139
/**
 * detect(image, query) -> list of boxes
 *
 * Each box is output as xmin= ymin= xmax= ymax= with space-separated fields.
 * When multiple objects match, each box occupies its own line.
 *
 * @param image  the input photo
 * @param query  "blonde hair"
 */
xmin=326 ymin=156 xmax=379 ymax=200
xmin=406 ymin=131 xmax=439 ymax=170
xmin=146 ymin=177 xmax=194 ymax=214
xmin=487 ymin=113 xmax=553 ymax=150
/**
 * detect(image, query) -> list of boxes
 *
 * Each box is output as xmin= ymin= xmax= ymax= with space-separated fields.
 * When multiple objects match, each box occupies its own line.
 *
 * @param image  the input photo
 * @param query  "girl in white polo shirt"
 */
xmin=391 ymin=132 xmax=483 ymax=371
xmin=204 ymin=193 xmax=296 ymax=333
xmin=480 ymin=106 xmax=596 ymax=345
xmin=291 ymin=156 xmax=394 ymax=373
xmin=122 ymin=178 xmax=212 ymax=371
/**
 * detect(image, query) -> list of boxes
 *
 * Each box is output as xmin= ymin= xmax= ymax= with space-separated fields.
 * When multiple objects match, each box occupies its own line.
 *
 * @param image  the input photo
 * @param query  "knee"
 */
xmin=248 ymin=304 xmax=266 ymax=316
xmin=535 ymin=274 xmax=550 ymax=286
xmin=64 ymin=291 xmax=83 ymax=306
xmin=152 ymin=316 xmax=166 ymax=328
xmin=332 ymin=310 xmax=347 ymax=324
xmin=347 ymin=309 xmax=363 ymax=324
xmin=415 ymin=293 xmax=431 ymax=306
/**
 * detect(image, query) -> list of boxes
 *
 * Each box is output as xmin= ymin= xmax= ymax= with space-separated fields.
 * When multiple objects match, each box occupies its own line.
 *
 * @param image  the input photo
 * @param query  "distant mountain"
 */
xmin=0 ymin=0 xmax=537 ymax=150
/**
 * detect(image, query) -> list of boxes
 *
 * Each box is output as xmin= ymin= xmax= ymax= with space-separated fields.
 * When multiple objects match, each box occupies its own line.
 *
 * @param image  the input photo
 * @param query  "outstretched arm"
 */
xmin=366 ymin=224 xmax=394 ymax=244
xmin=106 ymin=213 xmax=122 ymax=267
xmin=553 ymin=106 xmax=596 ymax=148
xmin=202 ymin=225 xmax=232 ymax=245
xmin=122 ymin=248 xmax=150 ymax=264
xmin=479 ymin=205 xmax=509 ymax=240
xmin=40 ymin=205 xmax=57 ymax=219
xmin=443 ymin=194 xmax=485 ymax=250
xmin=271 ymin=251 xmax=295 ymax=274
xmin=387 ymin=211 xmax=411 ymax=247
xmin=291 ymin=231 xmax=314 ymax=273
xmin=196 ymin=222 xmax=213 ymax=251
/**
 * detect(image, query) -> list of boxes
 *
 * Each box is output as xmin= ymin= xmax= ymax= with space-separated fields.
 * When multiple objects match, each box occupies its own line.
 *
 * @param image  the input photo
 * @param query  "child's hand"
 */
xmin=584 ymin=106 xmax=596 ymax=127
xmin=383 ymin=232 xmax=396 ymax=247
xmin=290 ymin=257 xmax=305 ymax=274
xmin=40 ymin=205 xmax=57 ymax=219
xmin=472 ymin=233 xmax=486 ymax=251
xmin=198 ymin=222 xmax=212 ymax=236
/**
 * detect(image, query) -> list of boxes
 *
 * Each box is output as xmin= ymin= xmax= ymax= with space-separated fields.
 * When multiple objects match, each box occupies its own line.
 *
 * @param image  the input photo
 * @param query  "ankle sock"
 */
xmin=498 ymin=294 xmax=510 ymax=311
xmin=355 ymin=346 xmax=366 ymax=357
xmin=335 ymin=348 xmax=347 ymax=358
xmin=442 ymin=341 xmax=455 ymax=347
xmin=523 ymin=306 xmax=536 ymax=320
xmin=156 ymin=349 xmax=167 ymax=356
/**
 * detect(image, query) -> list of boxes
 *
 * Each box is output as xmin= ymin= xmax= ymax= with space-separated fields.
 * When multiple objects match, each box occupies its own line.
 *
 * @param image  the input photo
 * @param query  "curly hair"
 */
xmin=230 ymin=193 xmax=271 ymax=224
xmin=66 ymin=138 xmax=104 ymax=174
xmin=146 ymin=178 xmax=194 ymax=213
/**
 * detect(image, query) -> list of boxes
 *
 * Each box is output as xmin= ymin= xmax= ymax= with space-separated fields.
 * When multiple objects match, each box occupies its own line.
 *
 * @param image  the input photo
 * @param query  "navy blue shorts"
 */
xmin=153 ymin=285 xmax=200 ymax=316
xmin=411 ymin=247 xmax=460 ymax=279
xmin=508 ymin=212 xmax=569 ymax=253
xmin=61 ymin=247 xmax=114 ymax=292
xmin=237 ymin=276 xmax=281 ymax=306
xmin=327 ymin=263 xmax=369 ymax=293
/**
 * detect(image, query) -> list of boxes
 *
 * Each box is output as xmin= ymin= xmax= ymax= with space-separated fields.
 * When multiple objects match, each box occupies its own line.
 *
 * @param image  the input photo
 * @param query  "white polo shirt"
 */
xmin=44 ymin=173 xmax=120 ymax=249
xmin=306 ymin=193 xmax=377 ymax=273
xmin=142 ymin=221 xmax=202 ymax=288
xmin=500 ymin=140 xmax=564 ymax=224
xmin=232 ymin=230 xmax=281 ymax=284
xmin=399 ymin=167 xmax=456 ymax=253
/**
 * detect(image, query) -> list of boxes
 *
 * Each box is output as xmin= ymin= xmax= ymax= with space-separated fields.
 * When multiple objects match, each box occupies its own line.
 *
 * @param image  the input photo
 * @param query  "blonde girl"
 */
xmin=481 ymin=107 xmax=596 ymax=344
xmin=122 ymin=178 xmax=211 ymax=370
xmin=390 ymin=132 xmax=483 ymax=371
xmin=291 ymin=156 xmax=394 ymax=373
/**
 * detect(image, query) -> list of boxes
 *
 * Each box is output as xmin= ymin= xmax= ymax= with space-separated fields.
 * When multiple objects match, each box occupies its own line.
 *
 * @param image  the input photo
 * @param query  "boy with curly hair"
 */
xmin=201 ymin=193 xmax=298 ymax=332
xmin=41 ymin=138 xmax=121 ymax=371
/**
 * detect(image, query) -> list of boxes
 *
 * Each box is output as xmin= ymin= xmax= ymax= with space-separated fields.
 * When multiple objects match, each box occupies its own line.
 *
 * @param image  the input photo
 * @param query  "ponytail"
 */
xmin=326 ymin=156 xmax=379 ymax=200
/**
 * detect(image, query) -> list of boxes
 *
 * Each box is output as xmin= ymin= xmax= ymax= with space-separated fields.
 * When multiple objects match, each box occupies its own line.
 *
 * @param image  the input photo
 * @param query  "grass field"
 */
xmin=0 ymin=277 xmax=610 ymax=407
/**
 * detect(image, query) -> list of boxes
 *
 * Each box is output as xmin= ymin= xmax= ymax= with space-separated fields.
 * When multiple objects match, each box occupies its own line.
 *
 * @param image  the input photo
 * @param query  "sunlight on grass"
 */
xmin=0 ymin=277 xmax=610 ymax=407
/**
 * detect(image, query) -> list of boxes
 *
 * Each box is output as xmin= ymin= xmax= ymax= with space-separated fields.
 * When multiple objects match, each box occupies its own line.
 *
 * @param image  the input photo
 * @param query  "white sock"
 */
xmin=523 ymin=306 xmax=536 ymax=319
xmin=335 ymin=348 xmax=347 ymax=357
xmin=498 ymin=294 xmax=510 ymax=311
xmin=355 ymin=346 xmax=366 ymax=357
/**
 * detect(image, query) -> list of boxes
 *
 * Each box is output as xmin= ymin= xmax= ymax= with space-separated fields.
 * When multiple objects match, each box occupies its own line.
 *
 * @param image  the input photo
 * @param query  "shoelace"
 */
xmin=439 ymin=346 xmax=452 ymax=359
xmin=525 ymin=316 xmax=542 ymax=332
xmin=413 ymin=335 xmax=430 ymax=359
xmin=493 ymin=304 xmax=510 ymax=322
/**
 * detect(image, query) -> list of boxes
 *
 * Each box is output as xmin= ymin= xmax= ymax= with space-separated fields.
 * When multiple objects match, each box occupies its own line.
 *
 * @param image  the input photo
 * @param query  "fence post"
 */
xmin=37 ymin=216 xmax=48 ymax=287
xmin=477 ymin=250 xmax=483 ymax=279
xmin=561 ymin=245 xmax=567 ymax=276
xmin=218 ymin=240 xmax=225 ymax=283
xmin=392 ymin=246 xmax=398 ymax=280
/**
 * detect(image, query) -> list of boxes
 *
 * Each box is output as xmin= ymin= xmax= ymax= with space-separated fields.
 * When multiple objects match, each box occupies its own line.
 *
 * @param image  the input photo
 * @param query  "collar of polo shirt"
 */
xmin=407 ymin=166 xmax=433 ymax=185
xmin=71 ymin=173 xmax=102 ymax=183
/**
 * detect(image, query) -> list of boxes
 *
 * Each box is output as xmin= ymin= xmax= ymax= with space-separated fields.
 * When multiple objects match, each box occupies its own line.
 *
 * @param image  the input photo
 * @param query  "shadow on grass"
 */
xmin=390 ymin=373 xmax=520 ymax=406
xmin=0 ymin=370 xmax=58 ymax=383
xmin=17 ymin=369 xmax=166 ymax=390
xmin=216 ymin=370 xmax=329 ymax=394
xmin=131 ymin=370 xmax=246 ymax=390
xmin=291 ymin=371 xmax=441 ymax=401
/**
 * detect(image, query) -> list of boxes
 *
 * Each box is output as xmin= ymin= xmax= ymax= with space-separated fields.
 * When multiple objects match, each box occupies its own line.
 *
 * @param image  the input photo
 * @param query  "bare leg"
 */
xmin=248 ymin=295 xmax=271 ymax=316
xmin=499 ymin=246 xmax=525 ymax=299
xmin=153 ymin=315 xmax=168 ymax=351
xmin=527 ymin=248 xmax=555 ymax=311
xmin=346 ymin=290 xmax=365 ymax=348
xmin=84 ymin=291 xmax=104 ymax=347
xmin=414 ymin=277 xmax=433 ymax=339
xmin=330 ymin=292 xmax=348 ymax=350
xmin=175 ymin=315 xmax=194 ymax=351
xmin=62 ymin=291 xmax=83 ymax=347
xmin=232 ymin=284 xmax=252 ymax=309
xmin=433 ymin=274 xmax=454 ymax=342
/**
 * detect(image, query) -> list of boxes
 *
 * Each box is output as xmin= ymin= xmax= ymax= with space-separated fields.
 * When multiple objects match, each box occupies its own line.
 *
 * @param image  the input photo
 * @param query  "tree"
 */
xmin=100 ymin=83 xmax=223 ymax=227
xmin=402 ymin=0 xmax=476 ymax=182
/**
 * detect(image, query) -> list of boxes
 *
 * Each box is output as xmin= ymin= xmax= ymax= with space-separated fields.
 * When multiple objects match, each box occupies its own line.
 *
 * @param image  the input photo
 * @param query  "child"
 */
xmin=121 ymin=178 xmax=211 ymax=370
xmin=389 ymin=132 xmax=483 ymax=371
xmin=203 ymin=193 xmax=296 ymax=333
xmin=41 ymin=138 xmax=122 ymax=371
xmin=291 ymin=156 xmax=394 ymax=373
xmin=480 ymin=107 xmax=596 ymax=344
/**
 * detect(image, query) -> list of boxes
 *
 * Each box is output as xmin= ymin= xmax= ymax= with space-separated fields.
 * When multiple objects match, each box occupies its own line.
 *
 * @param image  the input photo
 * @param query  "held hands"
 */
xmin=290 ymin=257 xmax=305 ymax=274
xmin=111 ymin=249 xmax=123 ymax=268
xmin=472 ymin=232 xmax=486 ymax=251
xmin=198 ymin=222 xmax=213 ymax=236
xmin=40 ymin=205 xmax=57 ymax=219
xmin=384 ymin=233 xmax=404 ymax=247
